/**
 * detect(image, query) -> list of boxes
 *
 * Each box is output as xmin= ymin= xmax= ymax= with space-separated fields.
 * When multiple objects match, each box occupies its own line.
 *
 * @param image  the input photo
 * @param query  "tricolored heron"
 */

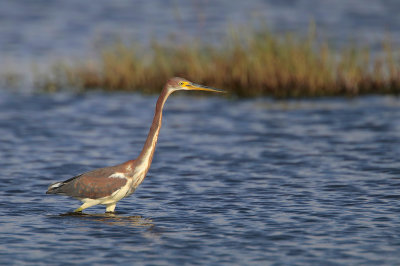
xmin=46 ymin=77 xmax=224 ymax=213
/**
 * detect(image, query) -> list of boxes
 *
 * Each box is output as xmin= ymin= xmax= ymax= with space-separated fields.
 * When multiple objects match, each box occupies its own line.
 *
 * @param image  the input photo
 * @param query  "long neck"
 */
xmin=133 ymin=87 xmax=172 ymax=173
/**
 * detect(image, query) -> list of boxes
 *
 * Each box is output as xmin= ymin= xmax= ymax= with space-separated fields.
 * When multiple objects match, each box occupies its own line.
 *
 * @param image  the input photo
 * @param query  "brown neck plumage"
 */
xmin=133 ymin=86 xmax=172 ymax=173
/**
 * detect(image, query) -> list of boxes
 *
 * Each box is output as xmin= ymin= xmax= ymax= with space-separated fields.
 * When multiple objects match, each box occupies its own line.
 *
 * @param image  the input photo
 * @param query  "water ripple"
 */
xmin=0 ymin=93 xmax=399 ymax=264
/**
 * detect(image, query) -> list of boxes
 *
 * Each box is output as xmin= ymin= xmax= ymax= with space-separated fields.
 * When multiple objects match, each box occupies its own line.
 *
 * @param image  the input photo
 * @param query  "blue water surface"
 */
xmin=0 ymin=91 xmax=399 ymax=265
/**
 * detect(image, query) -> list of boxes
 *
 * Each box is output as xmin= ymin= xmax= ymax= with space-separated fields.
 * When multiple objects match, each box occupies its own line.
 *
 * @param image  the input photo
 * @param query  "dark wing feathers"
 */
xmin=47 ymin=165 xmax=127 ymax=199
xmin=62 ymin=175 xmax=127 ymax=199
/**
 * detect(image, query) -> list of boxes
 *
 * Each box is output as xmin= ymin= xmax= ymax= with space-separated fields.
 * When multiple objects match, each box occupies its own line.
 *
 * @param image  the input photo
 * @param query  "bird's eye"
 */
xmin=179 ymin=82 xmax=183 ymax=86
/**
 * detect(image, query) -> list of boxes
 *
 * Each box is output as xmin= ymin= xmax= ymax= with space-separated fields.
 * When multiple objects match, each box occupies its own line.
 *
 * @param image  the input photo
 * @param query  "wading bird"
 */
xmin=46 ymin=77 xmax=224 ymax=213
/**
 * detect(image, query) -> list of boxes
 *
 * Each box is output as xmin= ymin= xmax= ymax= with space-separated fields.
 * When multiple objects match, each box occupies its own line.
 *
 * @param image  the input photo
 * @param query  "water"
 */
xmin=1 ymin=1 xmax=400 ymax=264
xmin=1 ymin=0 xmax=400 ymax=65
xmin=1 ymin=91 xmax=400 ymax=265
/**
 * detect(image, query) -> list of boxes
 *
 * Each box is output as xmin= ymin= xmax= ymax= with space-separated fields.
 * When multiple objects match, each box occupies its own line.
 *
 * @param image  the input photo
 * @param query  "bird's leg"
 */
xmin=74 ymin=201 xmax=99 ymax=213
xmin=74 ymin=205 xmax=87 ymax=213
xmin=74 ymin=207 xmax=83 ymax=213
xmin=105 ymin=203 xmax=116 ymax=213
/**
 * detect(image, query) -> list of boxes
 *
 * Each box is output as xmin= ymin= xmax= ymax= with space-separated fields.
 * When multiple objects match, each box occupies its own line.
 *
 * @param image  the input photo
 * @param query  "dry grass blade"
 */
xmin=36 ymin=26 xmax=400 ymax=98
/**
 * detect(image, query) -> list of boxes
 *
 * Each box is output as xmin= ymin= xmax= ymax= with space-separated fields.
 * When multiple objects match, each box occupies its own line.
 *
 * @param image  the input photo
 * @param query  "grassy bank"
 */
xmin=35 ymin=26 xmax=400 ymax=97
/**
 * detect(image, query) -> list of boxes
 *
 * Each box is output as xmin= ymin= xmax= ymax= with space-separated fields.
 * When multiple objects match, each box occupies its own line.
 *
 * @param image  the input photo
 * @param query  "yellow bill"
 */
xmin=181 ymin=81 xmax=225 ymax=93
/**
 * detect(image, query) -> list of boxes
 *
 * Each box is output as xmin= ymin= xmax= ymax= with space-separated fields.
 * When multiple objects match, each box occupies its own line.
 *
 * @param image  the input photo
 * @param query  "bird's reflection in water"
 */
xmin=59 ymin=212 xmax=154 ymax=228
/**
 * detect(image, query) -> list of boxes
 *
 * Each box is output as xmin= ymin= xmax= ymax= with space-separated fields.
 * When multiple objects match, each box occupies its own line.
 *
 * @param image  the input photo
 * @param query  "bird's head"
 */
xmin=166 ymin=77 xmax=225 ymax=93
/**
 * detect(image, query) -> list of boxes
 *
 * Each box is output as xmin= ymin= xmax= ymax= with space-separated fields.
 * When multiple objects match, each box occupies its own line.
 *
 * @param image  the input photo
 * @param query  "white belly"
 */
xmin=96 ymin=179 xmax=133 ymax=205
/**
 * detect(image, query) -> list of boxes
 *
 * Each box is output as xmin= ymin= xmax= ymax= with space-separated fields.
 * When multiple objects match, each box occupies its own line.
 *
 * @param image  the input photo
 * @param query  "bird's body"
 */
xmin=47 ymin=160 xmax=136 ymax=212
xmin=46 ymin=77 xmax=223 ymax=213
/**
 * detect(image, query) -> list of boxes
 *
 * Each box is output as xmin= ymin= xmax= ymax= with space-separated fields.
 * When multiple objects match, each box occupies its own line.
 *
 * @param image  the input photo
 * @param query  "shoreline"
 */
xmin=4 ymin=26 xmax=400 ymax=98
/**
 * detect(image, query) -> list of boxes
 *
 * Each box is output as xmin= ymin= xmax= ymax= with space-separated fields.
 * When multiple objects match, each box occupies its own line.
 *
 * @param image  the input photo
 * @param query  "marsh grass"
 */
xmin=36 ymin=26 xmax=400 ymax=97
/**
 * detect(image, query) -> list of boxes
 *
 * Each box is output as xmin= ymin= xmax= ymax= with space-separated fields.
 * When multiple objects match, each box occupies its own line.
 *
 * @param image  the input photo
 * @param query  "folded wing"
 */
xmin=47 ymin=168 xmax=128 ymax=199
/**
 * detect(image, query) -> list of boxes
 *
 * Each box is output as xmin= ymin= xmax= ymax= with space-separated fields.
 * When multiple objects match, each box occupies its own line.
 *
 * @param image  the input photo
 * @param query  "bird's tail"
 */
xmin=46 ymin=182 xmax=64 ymax=194
xmin=46 ymin=174 xmax=80 ymax=195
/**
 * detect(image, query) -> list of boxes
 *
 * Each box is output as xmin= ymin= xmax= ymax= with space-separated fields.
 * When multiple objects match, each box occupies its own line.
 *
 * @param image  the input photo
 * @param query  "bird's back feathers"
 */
xmin=46 ymin=161 xmax=133 ymax=199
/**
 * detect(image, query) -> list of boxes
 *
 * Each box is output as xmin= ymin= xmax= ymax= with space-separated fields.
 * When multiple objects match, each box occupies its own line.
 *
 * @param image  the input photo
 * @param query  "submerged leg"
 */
xmin=74 ymin=200 xmax=99 ymax=213
xmin=105 ymin=203 xmax=116 ymax=213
